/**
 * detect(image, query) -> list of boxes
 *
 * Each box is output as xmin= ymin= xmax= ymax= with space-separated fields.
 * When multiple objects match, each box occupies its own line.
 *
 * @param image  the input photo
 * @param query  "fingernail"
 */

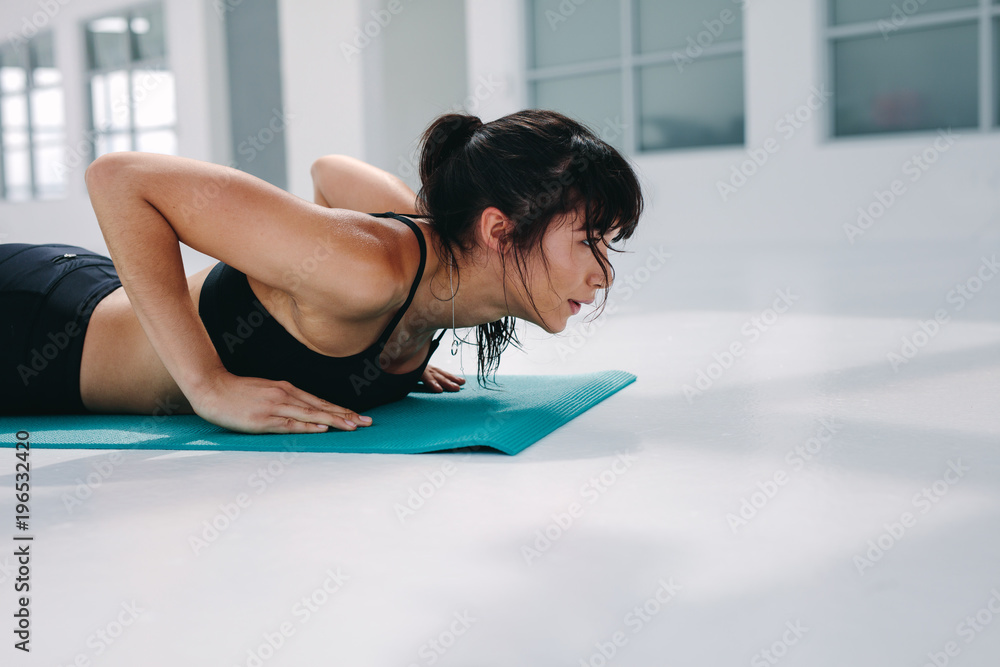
xmin=345 ymin=420 xmax=357 ymax=427
xmin=359 ymin=416 xmax=372 ymax=423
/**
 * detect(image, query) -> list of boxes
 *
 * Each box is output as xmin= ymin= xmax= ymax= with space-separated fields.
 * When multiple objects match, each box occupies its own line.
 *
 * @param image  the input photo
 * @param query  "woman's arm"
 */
xmin=311 ymin=155 xmax=419 ymax=213
xmin=85 ymin=152 xmax=398 ymax=433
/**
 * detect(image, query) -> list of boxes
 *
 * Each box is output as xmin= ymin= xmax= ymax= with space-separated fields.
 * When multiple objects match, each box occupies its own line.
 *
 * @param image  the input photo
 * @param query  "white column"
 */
xmin=743 ymin=0 xmax=826 ymax=148
xmin=277 ymin=0 xmax=367 ymax=199
xmin=463 ymin=0 xmax=525 ymax=121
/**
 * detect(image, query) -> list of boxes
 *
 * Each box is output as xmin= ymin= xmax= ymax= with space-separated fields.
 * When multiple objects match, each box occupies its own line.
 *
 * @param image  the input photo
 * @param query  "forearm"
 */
xmin=311 ymin=155 xmax=418 ymax=213
xmin=85 ymin=153 xmax=226 ymax=399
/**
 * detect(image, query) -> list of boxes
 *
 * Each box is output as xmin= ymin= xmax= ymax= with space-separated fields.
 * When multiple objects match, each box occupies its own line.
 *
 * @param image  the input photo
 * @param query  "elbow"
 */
xmin=310 ymin=154 xmax=347 ymax=181
xmin=84 ymin=152 xmax=136 ymax=194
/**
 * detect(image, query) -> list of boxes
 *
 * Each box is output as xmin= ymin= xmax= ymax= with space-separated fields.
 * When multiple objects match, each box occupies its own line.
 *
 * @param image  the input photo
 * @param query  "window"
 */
xmin=0 ymin=33 xmax=66 ymax=201
xmin=85 ymin=3 xmax=176 ymax=159
xmin=827 ymin=0 xmax=1000 ymax=137
xmin=526 ymin=0 xmax=746 ymax=153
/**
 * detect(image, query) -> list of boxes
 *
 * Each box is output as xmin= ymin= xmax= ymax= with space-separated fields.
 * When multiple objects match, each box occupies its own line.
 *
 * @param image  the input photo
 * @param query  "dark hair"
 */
xmin=415 ymin=109 xmax=644 ymax=388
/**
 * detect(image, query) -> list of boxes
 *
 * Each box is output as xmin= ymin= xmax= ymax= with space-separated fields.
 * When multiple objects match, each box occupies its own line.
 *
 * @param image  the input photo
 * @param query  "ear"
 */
xmin=476 ymin=206 xmax=513 ymax=254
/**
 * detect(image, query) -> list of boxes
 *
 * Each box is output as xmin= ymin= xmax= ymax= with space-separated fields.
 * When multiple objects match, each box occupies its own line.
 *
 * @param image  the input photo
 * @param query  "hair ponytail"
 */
xmin=419 ymin=114 xmax=483 ymax=185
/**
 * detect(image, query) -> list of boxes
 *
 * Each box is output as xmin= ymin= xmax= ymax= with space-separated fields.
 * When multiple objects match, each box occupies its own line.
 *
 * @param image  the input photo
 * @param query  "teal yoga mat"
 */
xmin=0 ymin=371 xmax=636 ymax=455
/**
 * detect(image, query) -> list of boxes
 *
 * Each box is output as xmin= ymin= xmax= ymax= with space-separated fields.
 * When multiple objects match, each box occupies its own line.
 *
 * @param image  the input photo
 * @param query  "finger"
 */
xmin=271 ymin=403 xmax=361 ymax=432
xmin=279 ymin=383 xmax=374 ymax=426
xmin=438 ymin=370 xmax=466 ymax=385
xmin=429 ymin=369 xmax=462 ymax=390
xmin=261 ymin=417 xmax=332 ymax=435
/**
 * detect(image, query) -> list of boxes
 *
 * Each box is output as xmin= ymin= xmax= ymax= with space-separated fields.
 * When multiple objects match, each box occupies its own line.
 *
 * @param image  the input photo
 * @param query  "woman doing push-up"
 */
xmin=0 ymin=109 xmax=644 ymax=434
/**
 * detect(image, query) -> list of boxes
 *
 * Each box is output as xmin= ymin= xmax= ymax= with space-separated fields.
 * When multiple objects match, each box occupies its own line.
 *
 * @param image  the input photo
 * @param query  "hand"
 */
xmin=189 ymin=370 xmax=373 ymax=434
xmin=417 ymin=365 xmax=466 ymax=393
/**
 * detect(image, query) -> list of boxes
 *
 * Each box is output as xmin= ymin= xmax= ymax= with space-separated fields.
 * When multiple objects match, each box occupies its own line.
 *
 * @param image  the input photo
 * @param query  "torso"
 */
xmin=78 ymin=218 xmax=438 ymax=415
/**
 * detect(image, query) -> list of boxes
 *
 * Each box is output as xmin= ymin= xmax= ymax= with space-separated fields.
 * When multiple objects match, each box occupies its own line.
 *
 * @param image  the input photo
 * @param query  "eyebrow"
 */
xmin=578 ymin=226 xmax=616 ymax=241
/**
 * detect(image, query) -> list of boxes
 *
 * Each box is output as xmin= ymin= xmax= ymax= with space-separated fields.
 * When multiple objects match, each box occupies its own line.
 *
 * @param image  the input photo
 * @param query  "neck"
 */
xmin=406 ymin=223 xmax=514 ymax=337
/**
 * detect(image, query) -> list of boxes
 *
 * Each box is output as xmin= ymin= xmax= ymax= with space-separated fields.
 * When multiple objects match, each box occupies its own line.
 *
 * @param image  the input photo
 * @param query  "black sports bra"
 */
xmin=197 ymin=212 xmax=446 ymax=412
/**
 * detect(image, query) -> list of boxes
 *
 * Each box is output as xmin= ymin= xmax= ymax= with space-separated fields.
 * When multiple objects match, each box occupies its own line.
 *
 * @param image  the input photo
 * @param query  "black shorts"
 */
xmin=0 ymin=243 xmax=122 ymax=415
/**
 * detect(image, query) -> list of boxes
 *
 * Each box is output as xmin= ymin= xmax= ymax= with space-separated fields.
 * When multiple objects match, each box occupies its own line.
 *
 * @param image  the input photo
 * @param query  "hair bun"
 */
xmin=418 ymin=114 xmax=483 ymax=185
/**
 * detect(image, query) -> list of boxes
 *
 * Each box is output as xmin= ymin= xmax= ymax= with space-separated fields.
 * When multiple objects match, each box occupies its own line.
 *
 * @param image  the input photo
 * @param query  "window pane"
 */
xmin=31 ymin=67 xmax=61 ymax=88
xmin=636 ymin=0 xmax=742 ymax=53
xmin=131 ymin=5 xmax=167 ymax=62
xmin=29 ymin=31 xmax=61 ymax=87
xmin=996 ymin=17 xmax=1000 ymax=127
xmin=33 ymin=130 xmax=63 ymax=146
xmin=95 ymin=133 xmax=132 ymax=158
xmin=90 ymin=71 xmax=130 ymax=130
xmin=831 ymin=0 xmax=977 ymax=25
xmin=132 ymin=69 xmax=175 ymax=128
xmin=530 ymin=0 xmax=620 ymax=68
xmin=1 ymin=94 xmax=27 ymax=128
xmin=135 ymin=129 xmax=177 ymax=154
xmin=533 ymin=71 xmax=625 ymax=151
xmin=90 ymin=74 xmax=106 ymax=128
xmin=104 ymin=70 xmax=131 ymax=129
xmin=29 ymin=31 xmax=55 ymax=68
xmin=1 ymin=42 xmax=28 ymax=94
xmin=833 ymin=23 xmax=978 ymax=136
xmin=3 ymin=130 xmax=28 ymax=149
xmin=34 ymin=144 xmax=67 ymax=198
xmin=0 ymin=41 xmax=26 ymax=67
xmin=87 ymin=15 xmax=131 ymax=70
xmin=31 ymin=88 xmax=64 ymax=129
xmin=638 ymin=55 xmax=744 ymax=150
xmin=0 ymin=65 xmax=26 ymax=94
xmin=3 ymin=148 xmax=30 ymax=200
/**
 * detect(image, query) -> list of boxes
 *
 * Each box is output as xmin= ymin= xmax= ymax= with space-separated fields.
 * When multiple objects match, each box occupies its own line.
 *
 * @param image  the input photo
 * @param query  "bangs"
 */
xmin=571 ymin=147 xmax=644 ymax=248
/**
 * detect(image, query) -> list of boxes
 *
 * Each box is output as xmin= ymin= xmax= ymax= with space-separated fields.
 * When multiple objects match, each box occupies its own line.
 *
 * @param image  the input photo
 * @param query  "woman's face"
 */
xmin=512 ymin=209 xmax=615 ymax=334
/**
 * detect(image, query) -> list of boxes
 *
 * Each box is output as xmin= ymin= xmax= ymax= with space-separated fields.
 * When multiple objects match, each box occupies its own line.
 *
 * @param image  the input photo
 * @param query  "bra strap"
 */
xmin=372 ymin=212 xmax=427 ymax=351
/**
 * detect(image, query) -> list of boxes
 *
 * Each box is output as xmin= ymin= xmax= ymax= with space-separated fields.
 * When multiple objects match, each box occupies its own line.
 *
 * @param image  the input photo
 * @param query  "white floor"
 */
xmin=2 ymin=236 xmax=999 ymax=666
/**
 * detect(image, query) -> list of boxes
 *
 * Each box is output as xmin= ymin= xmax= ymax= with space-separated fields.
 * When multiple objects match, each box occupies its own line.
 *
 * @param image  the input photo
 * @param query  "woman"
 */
xmin=0 ymin=109 xmax=643 ymax=434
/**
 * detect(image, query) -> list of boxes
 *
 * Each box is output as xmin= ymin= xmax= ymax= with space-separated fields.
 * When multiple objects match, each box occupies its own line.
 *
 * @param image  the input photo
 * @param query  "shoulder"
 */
xmin=290 ymin=211 xmax=425 ymax=322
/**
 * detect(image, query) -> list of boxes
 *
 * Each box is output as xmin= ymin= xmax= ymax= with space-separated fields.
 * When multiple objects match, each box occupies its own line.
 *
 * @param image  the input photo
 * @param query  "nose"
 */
xmin=590 ymin=263 xmax=613 ymax=290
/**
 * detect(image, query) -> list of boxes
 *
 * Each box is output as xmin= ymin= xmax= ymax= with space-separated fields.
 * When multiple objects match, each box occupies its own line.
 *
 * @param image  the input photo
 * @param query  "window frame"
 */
xmin=524 ymin=0 xmax=747 ymax=155
xmin=823 ymin=0 xmax=1000 ymax=140
xmin=83 ymin=1 xmax=175 ymax=162
xmin=0 ymin=32 xmax=65 ymax=201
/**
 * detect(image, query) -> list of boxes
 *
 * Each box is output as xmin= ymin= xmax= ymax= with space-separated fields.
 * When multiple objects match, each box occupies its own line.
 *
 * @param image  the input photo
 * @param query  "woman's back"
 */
xmin=78 ymin=214 xmax=439 ymax=414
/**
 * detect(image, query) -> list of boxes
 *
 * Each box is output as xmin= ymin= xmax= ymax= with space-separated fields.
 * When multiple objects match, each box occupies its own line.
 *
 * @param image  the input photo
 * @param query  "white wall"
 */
xmin=0 ymin=0 xmax=230 ymax=270
xmin=464 ymin=0 xmax=1000 ymax=247
xmin=277 ymin=0 xmax=367 ymax=201
xmin=277 ymin=0 xmax=469 ymax=198
xmin=360 ymin=0 xmax=468 ymax=193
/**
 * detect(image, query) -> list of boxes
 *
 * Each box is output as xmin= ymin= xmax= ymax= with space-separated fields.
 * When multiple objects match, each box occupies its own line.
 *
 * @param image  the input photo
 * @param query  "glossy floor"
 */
xmin=1 ymin=237 xmax=998 ymax=666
